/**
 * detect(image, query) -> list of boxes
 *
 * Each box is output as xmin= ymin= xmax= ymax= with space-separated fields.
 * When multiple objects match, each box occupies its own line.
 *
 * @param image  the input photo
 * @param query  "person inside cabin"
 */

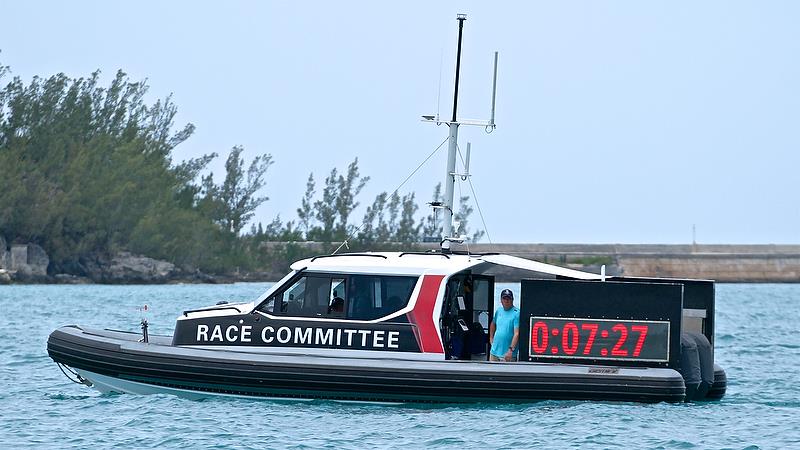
xmin=328 ymin=289 xmax=344 ymax=314
xmin=489 ymin=289 xmax=520 ymax=362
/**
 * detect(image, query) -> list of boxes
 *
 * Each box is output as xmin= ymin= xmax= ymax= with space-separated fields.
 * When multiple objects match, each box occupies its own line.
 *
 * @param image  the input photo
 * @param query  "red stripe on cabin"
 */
xmin=407 ymin=275 xmax=445 ymax=353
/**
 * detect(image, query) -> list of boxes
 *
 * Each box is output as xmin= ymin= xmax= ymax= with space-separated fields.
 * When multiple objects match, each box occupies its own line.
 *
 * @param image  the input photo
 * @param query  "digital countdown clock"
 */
xmin=528 ymin=317 xmax=671 ymax=362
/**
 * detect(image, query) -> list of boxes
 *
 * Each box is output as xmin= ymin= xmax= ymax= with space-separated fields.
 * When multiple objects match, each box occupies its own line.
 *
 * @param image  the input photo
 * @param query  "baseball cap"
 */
xmin=500 ymin=289 xmax=514 ymax=300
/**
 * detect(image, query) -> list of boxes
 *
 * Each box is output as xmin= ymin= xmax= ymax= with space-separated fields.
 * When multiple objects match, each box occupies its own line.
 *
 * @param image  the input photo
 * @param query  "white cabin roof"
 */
xmin=290 ymin=252 xmax=482 ymax=276
xmin=290 ymin=252 xmax=604 ymax=280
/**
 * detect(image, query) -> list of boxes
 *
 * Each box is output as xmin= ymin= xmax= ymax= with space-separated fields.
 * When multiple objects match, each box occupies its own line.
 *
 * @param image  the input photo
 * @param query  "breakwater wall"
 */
xmin=449 ymin=244 xmax=800 ymax=283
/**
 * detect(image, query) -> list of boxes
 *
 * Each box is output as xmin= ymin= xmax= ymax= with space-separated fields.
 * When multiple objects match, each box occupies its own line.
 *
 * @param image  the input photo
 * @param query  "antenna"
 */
xmin=464 ymin=142 xmax=471 ymax=177
xmin=451 ymin=14 xmax=466 ymax=123
xmin=436 ymin=49 xmax=443 ymax=122
xmin=420 ymin=14 xmax=499 ymax=252
xmin=489 ymin=51 xmax=499 ymax=130
xmin=454 ymin=141 xmax=471 ymax=181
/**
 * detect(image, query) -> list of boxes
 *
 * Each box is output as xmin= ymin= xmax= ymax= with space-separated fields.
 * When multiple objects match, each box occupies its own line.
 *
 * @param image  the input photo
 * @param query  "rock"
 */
xmin=9 ymin=243 xmax=49 ymax=278
xmin=0 ymin=269 xmax=11 ymax=285
xmin=27 ymin=244 xmax=49 ymax=275
xmin=190 ymin=270 xmax=218 ymax=284
xmin=53 ymin=274 xmax=91 ymax=284
xmin=75 ymin=255 xmax=107 ymax=282
xmin=104 ymin=252 xmax=178 ymax=283
xmin=0 ymin=235 xmax=8 ymax=269
xmin=68 ymin=252 xmax=178 ymax=283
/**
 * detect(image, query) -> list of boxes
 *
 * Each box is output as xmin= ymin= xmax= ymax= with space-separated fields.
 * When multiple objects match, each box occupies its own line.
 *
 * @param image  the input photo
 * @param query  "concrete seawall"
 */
xmin=453 ymin=244 xmax=800 ymax=282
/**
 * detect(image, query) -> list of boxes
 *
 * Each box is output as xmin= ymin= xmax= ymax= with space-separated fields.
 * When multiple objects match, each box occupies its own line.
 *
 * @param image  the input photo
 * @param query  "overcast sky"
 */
xmin=2 ymin=1 xmax=798 ymax=244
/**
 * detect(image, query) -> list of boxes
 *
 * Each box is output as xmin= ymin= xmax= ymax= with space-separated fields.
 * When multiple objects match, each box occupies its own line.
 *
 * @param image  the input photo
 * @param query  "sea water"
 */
xmin=1 ymin=283 xmax=798 ymax=449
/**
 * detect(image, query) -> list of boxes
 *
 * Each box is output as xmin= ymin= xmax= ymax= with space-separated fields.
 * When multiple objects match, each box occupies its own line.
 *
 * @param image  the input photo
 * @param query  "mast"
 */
xmin=423 ymin=14 xmax=498 ymax=252
xmin=441 ymin=14 xmax=466 ymax=252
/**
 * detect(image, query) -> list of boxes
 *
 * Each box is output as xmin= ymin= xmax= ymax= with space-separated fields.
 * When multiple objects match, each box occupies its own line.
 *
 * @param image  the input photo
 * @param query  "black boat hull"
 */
xmin=48 ymin=325 xmax=689 ymax=403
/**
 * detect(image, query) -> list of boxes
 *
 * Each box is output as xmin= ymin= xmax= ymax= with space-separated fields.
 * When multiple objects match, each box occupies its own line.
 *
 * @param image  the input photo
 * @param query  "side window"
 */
xmin=272 ymin=275 xmax=346 ymax=318
xmin=265 ymin=274 xmax=416 ymax=319
xmin=347 ymin=275 xmax=417 ymax=320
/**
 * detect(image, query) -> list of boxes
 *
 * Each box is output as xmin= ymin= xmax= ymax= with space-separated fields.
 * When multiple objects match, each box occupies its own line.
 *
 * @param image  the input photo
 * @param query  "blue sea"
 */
xmin=1 ymin=283 xmax=798 ymax=449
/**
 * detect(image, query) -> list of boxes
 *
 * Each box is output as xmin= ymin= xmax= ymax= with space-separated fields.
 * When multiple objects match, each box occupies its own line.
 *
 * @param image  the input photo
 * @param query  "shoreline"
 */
xmin=2 ymin=243 xmax=798 ymax=284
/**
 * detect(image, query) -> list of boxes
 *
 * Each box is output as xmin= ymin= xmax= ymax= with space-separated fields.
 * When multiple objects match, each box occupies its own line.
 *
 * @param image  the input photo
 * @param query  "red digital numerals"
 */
xmin=529 ymin=317 xmax=667 ymax=361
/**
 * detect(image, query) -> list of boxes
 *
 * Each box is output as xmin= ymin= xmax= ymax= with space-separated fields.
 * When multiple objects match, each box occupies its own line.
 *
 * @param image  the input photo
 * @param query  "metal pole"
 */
xmin=442 ymin=14 xmax=466 ymax=252
xmin=489 ymin=51 xmax=498 ymax=127
xmin=442 ymin=123 xmax=458 ymax=251
xmin=451 ymin=15 xmax=466 ymax=123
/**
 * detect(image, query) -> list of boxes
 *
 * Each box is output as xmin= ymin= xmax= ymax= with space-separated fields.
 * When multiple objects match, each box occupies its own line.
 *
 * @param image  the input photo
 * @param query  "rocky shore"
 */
xmin=0 ymin=235 xmax=273 ymax=285
xmin=2 ymin=235 xmax=798 ymax=284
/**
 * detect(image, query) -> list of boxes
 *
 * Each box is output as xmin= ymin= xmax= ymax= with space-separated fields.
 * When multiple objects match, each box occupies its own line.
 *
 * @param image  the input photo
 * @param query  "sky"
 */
xmin=1 ymin=1 xmax=798 ymax=244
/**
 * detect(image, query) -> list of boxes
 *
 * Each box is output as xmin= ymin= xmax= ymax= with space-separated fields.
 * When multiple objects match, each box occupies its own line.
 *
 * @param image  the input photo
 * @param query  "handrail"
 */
xmin=183 ymin=305 xmax=242 ymax=317
xmin=398 ymin=252 xmax=450 ymax=259
xmin=310 ymin=253 xmax=388 ymax=262
xmin=451 ymin=251 xmax=500 ymax=257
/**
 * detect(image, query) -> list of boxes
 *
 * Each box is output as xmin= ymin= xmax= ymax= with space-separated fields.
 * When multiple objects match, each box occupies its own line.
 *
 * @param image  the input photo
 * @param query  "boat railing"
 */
xmin=399 ymin=252 xmax=451 ymax=259
xmin=183 ymin=305 xmax=243 ymax=317
xmin=310 ymin=253 xmax=389 ymax=262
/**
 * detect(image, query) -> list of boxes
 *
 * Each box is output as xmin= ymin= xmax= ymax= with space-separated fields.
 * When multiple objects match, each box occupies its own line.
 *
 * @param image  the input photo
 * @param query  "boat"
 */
xmin=48 ymin=15 xmax=727 ymax=404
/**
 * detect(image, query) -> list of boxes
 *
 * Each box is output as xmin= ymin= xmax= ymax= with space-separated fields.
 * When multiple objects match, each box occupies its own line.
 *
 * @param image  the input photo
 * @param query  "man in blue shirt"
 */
xmin=489 ymin=289 xmax=520 ymax=362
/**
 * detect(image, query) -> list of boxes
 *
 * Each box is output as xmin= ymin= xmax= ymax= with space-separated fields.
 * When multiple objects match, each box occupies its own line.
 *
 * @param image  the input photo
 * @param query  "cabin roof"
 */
xmin=290 ymin=252 xmax=484 ymax=276
xmin=290 ymin=252 xmax=604 ymax=280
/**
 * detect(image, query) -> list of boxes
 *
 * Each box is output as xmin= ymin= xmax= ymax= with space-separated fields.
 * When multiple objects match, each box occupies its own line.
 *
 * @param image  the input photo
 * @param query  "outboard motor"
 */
xmin=686 ymin=331 xmax=715 ymax=399
xmin=679 ymin=331 xmax=715 ymax=400
xmin=679 ymin=333 xmax=701 ymax=401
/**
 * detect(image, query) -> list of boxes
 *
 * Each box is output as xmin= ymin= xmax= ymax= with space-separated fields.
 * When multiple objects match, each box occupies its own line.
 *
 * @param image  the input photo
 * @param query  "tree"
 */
xmin=310 ymin=167 xmax=338 ymax=242
xmin=217 ymin=145 xmax=274 ymax=235
xmin=0 ymin=67 xmax=203 ymax=267
xmin=358 ymin=191 xmax=420 ymax=245
xmin=334 ymin=158 xmax=369 ymax=238
xmin=307 ymin=158 xmax=369 ymax=243
xmin=172 ymin=153 xmax=217 ymax=208
xmin=296 ymin=173 xmax=315 ymax=237
xmin=396 ymin=192 xmax=421 ymax=243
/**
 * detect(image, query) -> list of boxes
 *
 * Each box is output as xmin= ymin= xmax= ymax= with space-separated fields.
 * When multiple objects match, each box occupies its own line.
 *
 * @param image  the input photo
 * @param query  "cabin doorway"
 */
xmin=440 ymin=273 xmax=494 ymax=360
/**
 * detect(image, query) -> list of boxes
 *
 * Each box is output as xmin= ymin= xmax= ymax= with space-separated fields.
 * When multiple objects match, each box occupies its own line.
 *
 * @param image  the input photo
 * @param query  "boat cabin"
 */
xmin=174 ymin=252 xmax=709 ymax=363
xmin=174 ymin=252 xmax=599 ymax=360
xmin=175 ymin=251 xmax=718 ymax=382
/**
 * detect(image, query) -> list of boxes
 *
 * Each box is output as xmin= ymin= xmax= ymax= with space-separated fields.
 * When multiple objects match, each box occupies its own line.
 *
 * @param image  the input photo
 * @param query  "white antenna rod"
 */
xmin=489 ymin=51 xmax=499 ymax=128
xmin=437 ymin=49 xmax=443 ymax=122
xmin=465 ymin=142 xmax=471 ymax=176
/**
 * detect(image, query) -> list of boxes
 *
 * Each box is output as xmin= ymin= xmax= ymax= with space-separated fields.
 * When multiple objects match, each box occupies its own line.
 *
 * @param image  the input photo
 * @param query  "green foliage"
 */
xmin=196 ymin=146 xmax=274 ymax=237
xmin=357 ymin=191 xmax=420 ymax=245
xmin=304 ymin=158 xmax=369 ymax=243
xmin=0 ymin=69 xmax=194 ymax=265
xmin=0 ymin=65 xmax=272 ymax=274
xmin=296 ymin=173 xmax=315 ymax=236
xmin=218 ymin=146 xmax=274 ymax=234
xmin=0 ymin=59 xmax=487 ymax=279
